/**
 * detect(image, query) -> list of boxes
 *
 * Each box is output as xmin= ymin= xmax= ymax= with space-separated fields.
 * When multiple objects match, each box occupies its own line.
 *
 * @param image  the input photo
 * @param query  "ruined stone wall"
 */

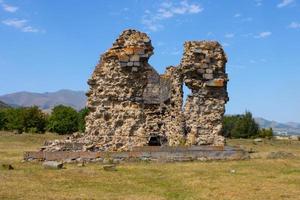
xmin=83 ymin=30 xmax=184 ymax=151
xmin=83 ymin=30 xmax=153 ymax=151
xmin=42 ymin=29 xmax=229 ymax=152
xmin=180 ymin=41 xmax=229 ymax=146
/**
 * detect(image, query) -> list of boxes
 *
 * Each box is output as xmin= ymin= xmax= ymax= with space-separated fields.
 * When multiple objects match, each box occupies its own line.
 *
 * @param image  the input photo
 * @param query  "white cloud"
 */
xmin=254 ymin=31 xmax=272 ymax=38
xmin=2 ymin=18 xmax=41 ymax=33
xmin=255 ymin=0 xmax=263 ymax=6
xmin=141 ymin=0 xmax=203 ymax=32
xmin=234 ymin=13 xmax=241 ymax=18
xmin=222 ymin=42 xmax=230 ymax=47
xmin=0 ymin=1 xmax=18 ymax=13
xmin=277 ymin=0 xmax=294 ymax=8
xmin=225 ymin=33 xmax=235 ymax=38
xmin=288 ymin=22 xmax=300 ymax=29
xmin=22 ymin=26 xmax=39 ymax=33
xmin=2 ymin=19 xmax=27 ymax=28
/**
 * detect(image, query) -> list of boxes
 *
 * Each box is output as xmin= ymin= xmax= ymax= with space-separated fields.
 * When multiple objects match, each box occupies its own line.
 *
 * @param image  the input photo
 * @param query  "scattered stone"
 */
xmin=267 ymin=151 xmax=296 ymax=159
xmin=103 ymin=158 xmax=114 ymax=164
xmin=103 ymin=164 xmax=117 ymax=171
xmin=2 ymin=164 xmax=14 ymax=170
xmin=42 ymin=161 xmax=63 ymax=169
xmin=253 ymin=138 xmax=263 ymax=143
xmin=77 ymin=162 xmax=85 ymax=167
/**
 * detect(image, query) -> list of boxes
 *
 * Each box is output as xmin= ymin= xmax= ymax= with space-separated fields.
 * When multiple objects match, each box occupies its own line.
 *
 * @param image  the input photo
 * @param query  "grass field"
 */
xmin=0 ymin=132 xmax=300 ymax=200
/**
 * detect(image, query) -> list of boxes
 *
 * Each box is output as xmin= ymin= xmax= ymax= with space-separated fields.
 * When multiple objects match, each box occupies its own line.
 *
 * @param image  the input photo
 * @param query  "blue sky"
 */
xmin=0 ymin=0 xmax=299 ymax=122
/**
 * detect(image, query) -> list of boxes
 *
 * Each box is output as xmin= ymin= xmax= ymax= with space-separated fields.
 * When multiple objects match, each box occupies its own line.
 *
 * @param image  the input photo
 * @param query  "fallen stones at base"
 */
xmin=24 ymin=146 xmax=249 ymax=163
xmin=266 ymin=151 xmax=296 ymax=159
xmin=42 ymin=161 xmax=63 ymax=169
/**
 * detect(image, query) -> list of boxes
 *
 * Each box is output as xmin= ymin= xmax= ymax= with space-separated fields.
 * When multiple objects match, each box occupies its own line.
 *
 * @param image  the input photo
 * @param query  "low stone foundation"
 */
xmin=24 ymin=146 xmax=249 ymax=163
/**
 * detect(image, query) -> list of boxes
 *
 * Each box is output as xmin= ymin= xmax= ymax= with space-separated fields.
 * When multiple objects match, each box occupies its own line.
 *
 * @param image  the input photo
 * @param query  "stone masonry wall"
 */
xmin=42 ymin=29 xmax=228 ymax=152
xmin=82 ymin=30 xmax=184 ymax=151
xmin=180 ymin=41 xmax=229 ymax=146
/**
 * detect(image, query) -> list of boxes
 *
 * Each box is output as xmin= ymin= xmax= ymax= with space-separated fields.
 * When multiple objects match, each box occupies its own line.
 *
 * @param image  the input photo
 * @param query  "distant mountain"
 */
xmin=255 ymin=117 xmax=300 ymax=135
xmin=0 ymin=100 xmax=10 ymax=109
xmin=0 ymin=89 xmax=86 ymax=111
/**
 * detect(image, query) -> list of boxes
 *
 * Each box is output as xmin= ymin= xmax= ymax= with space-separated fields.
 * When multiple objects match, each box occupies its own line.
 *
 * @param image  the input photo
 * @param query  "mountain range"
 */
xmin=0 ymin=89 xmax=86 ymax=111
xmin=254 ymin=118 xmax=300 ymax=135
xmin=0 ymin=89 xmax=299 ymax=135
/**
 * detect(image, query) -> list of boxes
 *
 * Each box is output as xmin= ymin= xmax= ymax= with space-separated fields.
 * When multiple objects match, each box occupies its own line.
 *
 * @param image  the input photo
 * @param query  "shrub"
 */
xmin=259 ymin=128 xmax=273 ymax=139
xmin=47 ymin=105 xmax=79 ymax=134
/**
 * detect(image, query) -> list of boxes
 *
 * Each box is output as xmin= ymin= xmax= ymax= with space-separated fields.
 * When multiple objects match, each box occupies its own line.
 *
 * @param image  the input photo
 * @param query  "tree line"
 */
xmin=0 ymin=105 xmax=89 ymax=134
xmin=222 ymin=111 xmax=273 ymax=139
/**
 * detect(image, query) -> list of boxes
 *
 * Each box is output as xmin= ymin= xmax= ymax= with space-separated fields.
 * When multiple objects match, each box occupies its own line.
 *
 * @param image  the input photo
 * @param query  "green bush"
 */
xmin=3 ymin=108 xmax=25 ymax=133
xmin=47 ymin=105 xmax=79 ymax=134
xmin=259 ymin=128 xmax=273 ymax=139
xmin=78 ymin=107 xmax=89 ymax=133
xmin=223 ymin=111 xmax=260 ymax=138
xmin=22 ymin=106 xmax=47 ymax=133
xmin=0 ymin=107 xmax=47 ymax=133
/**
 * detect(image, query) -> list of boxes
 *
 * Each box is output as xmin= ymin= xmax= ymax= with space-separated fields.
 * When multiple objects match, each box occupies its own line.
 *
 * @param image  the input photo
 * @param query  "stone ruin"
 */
xmin=42 ymin=29 xmax=229 ymax=152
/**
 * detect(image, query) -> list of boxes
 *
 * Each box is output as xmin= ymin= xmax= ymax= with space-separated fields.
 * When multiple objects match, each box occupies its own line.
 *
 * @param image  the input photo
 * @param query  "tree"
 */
xmin=47 ymin=105 xmax=79 ymax=134
xmin=222 ymin=111 xmax=260 ymax=138
xmin=23 ymin=106 xmax=47 ymax=133
xmin=78 ymin=107 xmax=89 ymax=133
xmin=0 ymin=109 xmax=8 ymax=130
xmin=222 ymin=115 xmax=241 ymax=138
xmin=4 ymin=108 xmax=25 ymax=133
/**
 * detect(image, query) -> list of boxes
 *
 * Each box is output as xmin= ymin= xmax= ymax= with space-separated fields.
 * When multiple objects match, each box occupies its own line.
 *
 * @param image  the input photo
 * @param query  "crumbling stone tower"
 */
xmin=84 ymin=30 xmax=184 ymax=151
xmin=180 ymin=41 xmax=229 ymax=146
xmin=83 ymin=29 xmax=228 ymax=151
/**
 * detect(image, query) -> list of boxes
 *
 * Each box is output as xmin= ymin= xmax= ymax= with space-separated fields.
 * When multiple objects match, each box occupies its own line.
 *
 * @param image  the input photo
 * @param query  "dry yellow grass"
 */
xmin=0 ymin=131 xmax=300 ymax=200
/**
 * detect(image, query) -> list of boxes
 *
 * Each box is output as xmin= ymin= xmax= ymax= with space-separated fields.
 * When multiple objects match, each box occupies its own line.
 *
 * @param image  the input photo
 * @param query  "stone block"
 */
xmin=203 ymin=73 xmax=213 ymax=80
xmin=132 ymin=67 xmax=138 ymax=72
xmin=205 ymin=79 xmax=224 ymax=87
xmin=133 ymin=62 xmax=140 ymax=66
xmin=127 ymin=62 xmax=133 ymax=66
xmin=42 ymin=161 xmax=63 ymax=169
xmin=124 ymin=47 xmax=134 ymax=55
xmin=130 ymin=54 xmax=140 ymax=62
xmin=118 ymin=53 xmax=129 ymax=62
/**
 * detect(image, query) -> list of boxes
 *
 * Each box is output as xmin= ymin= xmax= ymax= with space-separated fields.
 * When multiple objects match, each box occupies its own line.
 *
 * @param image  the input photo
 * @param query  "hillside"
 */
xmin=255 ymin=117 xmax=300 ymax=135
xmin=0 ymin=100 xmax=10 ymax=109
xmin=0 ymin=89 xmax=86 ymax=111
